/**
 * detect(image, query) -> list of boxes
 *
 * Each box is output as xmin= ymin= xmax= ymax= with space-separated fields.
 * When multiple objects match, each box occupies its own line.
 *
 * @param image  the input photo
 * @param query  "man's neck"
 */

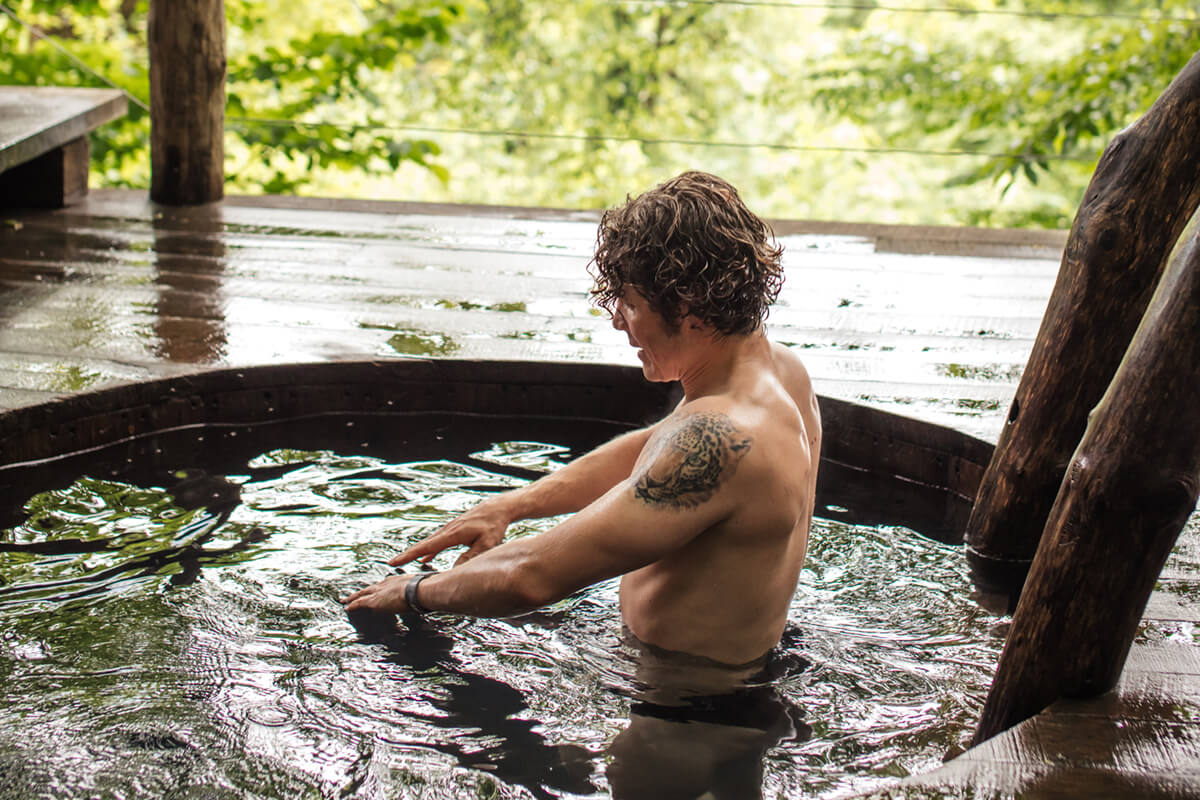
xmin=677 ymin=329 xmax=771 ymax=401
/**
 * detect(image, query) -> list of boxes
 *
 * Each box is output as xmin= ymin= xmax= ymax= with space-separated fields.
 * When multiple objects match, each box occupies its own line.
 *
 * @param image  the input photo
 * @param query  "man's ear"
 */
xmin=683 ymin=312 xmax=713 ymax=334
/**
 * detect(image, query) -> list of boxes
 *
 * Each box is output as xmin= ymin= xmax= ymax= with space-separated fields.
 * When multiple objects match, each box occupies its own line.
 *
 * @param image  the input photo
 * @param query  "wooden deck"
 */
xmin=1 ymin=190 xmax=1196 ymax=797
xmin=0 ymin=189 xmax=1067 ymax=439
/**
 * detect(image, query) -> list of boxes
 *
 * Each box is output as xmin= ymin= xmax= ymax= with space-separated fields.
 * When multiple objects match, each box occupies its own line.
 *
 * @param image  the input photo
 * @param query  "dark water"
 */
xmin=0 ymin=440 xmax=1009 ymax=799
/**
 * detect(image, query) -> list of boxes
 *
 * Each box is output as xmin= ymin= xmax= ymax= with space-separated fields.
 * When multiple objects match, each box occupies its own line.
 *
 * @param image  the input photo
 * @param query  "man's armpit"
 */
xmin=633 ymin=412 xmax=752 ymax=510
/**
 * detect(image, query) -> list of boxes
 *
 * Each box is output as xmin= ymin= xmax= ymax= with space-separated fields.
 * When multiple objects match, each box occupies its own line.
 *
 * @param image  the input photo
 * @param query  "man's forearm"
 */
xmin=383 ymin=423 xmax=658 ymax=572
xmin=350 ymin=514 xmax=587 ymax=617
xmin=498 ymin=426 xmax=654 ymax=522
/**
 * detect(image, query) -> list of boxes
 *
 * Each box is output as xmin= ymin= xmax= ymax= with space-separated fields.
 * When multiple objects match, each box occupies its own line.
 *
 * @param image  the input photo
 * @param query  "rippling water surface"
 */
xmin=1 ymin=441 xmax=1010 ymax=799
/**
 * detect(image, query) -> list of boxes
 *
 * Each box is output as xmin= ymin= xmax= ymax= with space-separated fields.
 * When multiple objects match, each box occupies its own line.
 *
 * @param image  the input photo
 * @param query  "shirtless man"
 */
xmin=342 ymin=171 xmax=821 ymax=667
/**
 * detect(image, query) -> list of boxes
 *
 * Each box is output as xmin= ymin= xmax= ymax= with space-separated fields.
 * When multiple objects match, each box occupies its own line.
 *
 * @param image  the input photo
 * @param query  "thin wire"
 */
xmin=608 ymin=0 xmax=1195 ymax=23
xmin=0 ymin=1 xmax=151 ymax=112
xmin=227 ymin=115 xmax=1100 ymax=163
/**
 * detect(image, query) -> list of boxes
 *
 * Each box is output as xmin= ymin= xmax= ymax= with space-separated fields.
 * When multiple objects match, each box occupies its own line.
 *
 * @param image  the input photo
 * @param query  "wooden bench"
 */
xmin=0 ymin=86 xmax=127 ymax=208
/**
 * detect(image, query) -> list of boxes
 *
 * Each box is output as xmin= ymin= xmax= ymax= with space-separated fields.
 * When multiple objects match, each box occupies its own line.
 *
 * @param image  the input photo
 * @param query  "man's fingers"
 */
xmin=388 ymin=537 xmax=443 ymax=567
xmin=344 ymin=594 xmax=380 ymax=612
xmin=387 ymin=527 xmax=469 ymax=567
xmin=340 ymin=586 xmax=370 ymax=605
xmin=454 ymin=542 xmax=488 ymax=567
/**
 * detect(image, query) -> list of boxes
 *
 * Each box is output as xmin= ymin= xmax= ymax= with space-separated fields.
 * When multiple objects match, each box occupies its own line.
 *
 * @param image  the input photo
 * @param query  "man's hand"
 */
xmin=340 ymin=573 xmax=415 ymax=613
xmin=389 ymin=496 xmax=513 ymax=568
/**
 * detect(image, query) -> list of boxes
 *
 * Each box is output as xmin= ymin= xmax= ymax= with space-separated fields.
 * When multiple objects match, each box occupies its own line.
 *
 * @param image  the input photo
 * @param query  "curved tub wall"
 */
xmin=0 ymin=359 xmax=993 ymax=542
xmin=816 ymin=393 xmax=994 ymax=541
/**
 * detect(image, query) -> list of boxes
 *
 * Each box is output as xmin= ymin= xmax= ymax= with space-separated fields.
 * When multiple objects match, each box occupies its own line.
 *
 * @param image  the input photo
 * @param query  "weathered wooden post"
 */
xmin=148 ymin=0 xmax=225 ymax=205
xmin=972 ymin=217 xmax=1200 ymax=744
xmin=964 ymin=52 xmax=1200 ymax=605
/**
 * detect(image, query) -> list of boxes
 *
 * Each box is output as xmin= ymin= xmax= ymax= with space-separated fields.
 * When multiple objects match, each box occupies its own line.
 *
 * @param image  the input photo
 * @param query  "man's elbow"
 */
xmin=502 ymin=558 xmax=564 ymax=613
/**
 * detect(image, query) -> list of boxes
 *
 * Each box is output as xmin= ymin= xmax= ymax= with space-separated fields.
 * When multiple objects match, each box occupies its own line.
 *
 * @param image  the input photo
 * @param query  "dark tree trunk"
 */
xmin=965 ymin=51 xmax=1200 ymax=605
xmin=149 ymin=0 xmax=225 ymax=205
xmin=972 ymin=217 xmax=1200 ymax=745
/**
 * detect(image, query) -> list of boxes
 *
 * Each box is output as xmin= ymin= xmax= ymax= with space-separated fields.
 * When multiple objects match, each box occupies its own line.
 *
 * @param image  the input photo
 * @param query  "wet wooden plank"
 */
xmin=1124 ymin=642 xmax=1200 ymax=677
xmin=1144 ymin=581 xmax=1200 ymax=623
xmin=1162 ymin=524 xmax=1200 ymax=581
xmin=1050 ymin=673 xmax=1200 ymax=724
xmin=896 ymin=699 xmax=1200 ymax=795
xmin=1026 ymin=715 xmax=1200 ymax=775
xmin=0 ymin=280 xmax=1041 ymax=371
xmin=0 ymin=385 xmax=57 ymax=408
xmin=897 ymin=758 xmax=1200 ymax=799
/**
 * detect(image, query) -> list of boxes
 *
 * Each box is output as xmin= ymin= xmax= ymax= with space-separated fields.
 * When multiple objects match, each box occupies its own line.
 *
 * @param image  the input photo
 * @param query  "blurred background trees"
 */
xmin=1 ymin=0 xmax=1195 ymax=227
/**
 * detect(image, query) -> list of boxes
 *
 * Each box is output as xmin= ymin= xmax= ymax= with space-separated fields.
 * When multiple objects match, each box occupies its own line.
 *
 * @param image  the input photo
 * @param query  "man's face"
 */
xmin=611 ymin=286 xmax=683 ymax=383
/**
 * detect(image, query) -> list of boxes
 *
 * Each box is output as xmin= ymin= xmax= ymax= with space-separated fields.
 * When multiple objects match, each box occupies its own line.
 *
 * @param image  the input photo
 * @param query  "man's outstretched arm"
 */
xmin=343 ymin=409 xmax=751 ymax=616
xmin=388 ymin=422 xmax=663 ymax=568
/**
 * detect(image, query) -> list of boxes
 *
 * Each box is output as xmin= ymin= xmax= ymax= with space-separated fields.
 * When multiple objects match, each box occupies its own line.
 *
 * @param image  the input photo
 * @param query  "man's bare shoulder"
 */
xmin=769 ymin=342 xmax=815 ymax=394
xmin=770 ymin=341 xmax=822 ymax=441
xmin=632 ymin=403 xmax=755 ymax=511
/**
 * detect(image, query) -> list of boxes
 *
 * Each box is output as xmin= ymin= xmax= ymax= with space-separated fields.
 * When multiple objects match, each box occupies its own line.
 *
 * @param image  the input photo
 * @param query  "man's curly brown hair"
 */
xmin=588 ymin=171 xmax=784 ymax=336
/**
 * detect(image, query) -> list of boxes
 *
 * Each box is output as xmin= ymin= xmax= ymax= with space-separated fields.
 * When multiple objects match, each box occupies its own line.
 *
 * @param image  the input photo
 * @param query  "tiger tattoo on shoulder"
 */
xmin=633 ymin=412 xmax=752 ymax=510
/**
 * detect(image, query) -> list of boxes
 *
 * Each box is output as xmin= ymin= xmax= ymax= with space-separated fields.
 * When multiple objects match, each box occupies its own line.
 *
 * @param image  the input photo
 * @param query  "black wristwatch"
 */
xmin=405 ymin=572 xmax=433 ymax=614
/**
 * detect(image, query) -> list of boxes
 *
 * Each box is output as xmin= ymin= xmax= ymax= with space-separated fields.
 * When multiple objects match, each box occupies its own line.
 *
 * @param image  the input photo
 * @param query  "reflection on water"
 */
xmin=610 ymin=685 xmax=806 ymax=800
xmin=152 ymin=210 xmax=230 ymax=364
xmin=0 ymin=442 xmax=1015 ymax=799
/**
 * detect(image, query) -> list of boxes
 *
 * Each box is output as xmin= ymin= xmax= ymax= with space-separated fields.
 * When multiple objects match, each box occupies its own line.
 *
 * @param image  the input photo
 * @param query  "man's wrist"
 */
xmin=484 ymin=489 xmax=527 ymax=525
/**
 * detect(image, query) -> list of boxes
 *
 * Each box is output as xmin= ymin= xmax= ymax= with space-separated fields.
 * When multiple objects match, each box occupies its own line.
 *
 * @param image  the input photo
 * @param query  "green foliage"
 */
xmin=347 ymin=0 xmax=1200 ymax=226
xmin=366 ymin=0 xmax=789 ymax=209
xmin=804 ymin=0 xmax=1200 ymax=202
xmin=3 ymin=477 xmax=201 ymax=593
xmin=2 ymin=0 xmax=1196 ymax=226
xmin=0 ymin=0 xmax=461 ymax=191
xmin=224 ymin=0 xmax=460 ymax=191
